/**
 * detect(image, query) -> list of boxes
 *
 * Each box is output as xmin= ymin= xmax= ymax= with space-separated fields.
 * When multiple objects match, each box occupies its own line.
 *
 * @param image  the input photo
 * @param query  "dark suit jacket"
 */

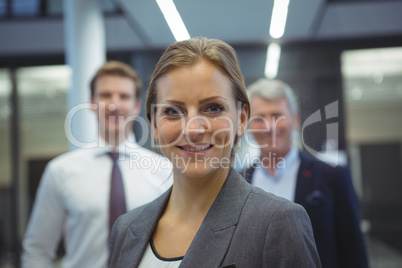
xmin=110 ymin=168 xmax=321 ymax=268
xmin=244 ymin=152 xmax=368 ymax=268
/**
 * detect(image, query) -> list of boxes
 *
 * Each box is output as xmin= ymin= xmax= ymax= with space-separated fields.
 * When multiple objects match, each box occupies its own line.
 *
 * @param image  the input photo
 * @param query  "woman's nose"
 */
xmin=183 ymin=114 xmax=209 ymax=142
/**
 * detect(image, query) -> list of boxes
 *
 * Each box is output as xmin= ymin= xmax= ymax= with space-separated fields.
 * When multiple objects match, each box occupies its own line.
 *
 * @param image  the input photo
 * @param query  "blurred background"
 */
xmin=1 ymin=0 xmax=402 ymax=267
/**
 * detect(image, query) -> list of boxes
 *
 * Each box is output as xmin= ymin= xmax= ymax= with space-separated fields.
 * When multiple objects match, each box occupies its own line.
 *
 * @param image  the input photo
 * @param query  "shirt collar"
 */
xmin=257 ymin=146 xmax=299 ymax=180
xmin=93 ymin=133 xmax=139 ymax=157
xmin=283 ymin=147 xmax=299 ymax=169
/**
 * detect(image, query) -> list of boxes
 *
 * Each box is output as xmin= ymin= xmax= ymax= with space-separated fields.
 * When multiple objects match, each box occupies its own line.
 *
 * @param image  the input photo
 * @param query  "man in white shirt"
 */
xmin=244 ymin=78 xmax=368 ymax=268
xmin=22 ymin=61 xmax=172 ymax=268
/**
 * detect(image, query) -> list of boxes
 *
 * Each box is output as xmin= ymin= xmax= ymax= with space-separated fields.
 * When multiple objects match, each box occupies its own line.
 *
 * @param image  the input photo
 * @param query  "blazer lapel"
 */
xmin=294 ymin=152 xmax=329 ymax=209
xmin=180 ymin=169 xmax=252 ymax=268
xmin=119 ymin=189 xmax=171 ymax=267
xmin=295 ymin=152 xmax=316 ymax=205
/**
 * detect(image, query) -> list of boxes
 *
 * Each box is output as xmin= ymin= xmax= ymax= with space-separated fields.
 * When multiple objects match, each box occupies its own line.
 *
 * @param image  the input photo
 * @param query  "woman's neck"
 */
xmin=167 ymin=167 xmax=230 ymax=221
xmin=151 ymin=167 xmax=231 ymax=258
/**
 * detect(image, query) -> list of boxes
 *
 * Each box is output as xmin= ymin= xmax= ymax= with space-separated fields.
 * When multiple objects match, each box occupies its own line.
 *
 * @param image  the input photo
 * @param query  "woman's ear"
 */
xmin=237 ymin=104 xmax=249 ymax=137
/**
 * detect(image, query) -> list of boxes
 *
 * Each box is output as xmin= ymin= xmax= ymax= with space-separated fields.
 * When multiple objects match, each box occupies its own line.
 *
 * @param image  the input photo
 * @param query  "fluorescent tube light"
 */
xmin=156 ymin=0 xmax=190 ymax=41
xmin=265 ymin=43 xmax=281 ymax=79
xmin=269 ymin=0 xmax=290 ymax=39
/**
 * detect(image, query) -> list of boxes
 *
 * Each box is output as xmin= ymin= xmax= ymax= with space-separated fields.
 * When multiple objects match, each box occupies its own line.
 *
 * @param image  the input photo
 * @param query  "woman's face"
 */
xmin=153 ymin=60 xmax=247 ymax=179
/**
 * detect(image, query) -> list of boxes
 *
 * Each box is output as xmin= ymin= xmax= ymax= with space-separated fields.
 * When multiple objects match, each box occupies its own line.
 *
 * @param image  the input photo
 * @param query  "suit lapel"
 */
xmin=118 ymin=169 xmax=251 ymax=267
xmin=120 ymin=189 xmax=171 ymax=267
xmin=180 ymin=169 xmax=252 ymax=267
xmin=294 ymin=152 xmax=316 ymax=205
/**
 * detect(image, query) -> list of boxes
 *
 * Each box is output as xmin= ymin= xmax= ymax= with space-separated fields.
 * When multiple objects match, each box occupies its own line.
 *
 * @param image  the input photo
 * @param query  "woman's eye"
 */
xmin=164 ymin=107 xmax=182 ymax=116
xmin=205 ymin=104 xmax=224 ymax=114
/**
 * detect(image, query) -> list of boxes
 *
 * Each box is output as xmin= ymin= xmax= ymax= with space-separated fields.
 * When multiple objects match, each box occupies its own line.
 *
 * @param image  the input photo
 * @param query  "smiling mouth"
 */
xmin=177 ymin=144 xmax=213 ymax=152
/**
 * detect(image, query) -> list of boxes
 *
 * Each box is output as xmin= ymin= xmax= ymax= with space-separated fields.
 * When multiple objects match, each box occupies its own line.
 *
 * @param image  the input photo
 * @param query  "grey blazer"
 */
xmin=110 ymin=169 xmax=321 ymax=268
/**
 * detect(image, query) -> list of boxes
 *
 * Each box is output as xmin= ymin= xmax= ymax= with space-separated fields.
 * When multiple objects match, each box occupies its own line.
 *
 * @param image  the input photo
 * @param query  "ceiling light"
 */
xmin=156 ymin=0 xmax=190 ymax=41
xmin=265 ymin=43 xmax=281 ymax=79
xmin=269 ymin=0 xmax=290 ymax=39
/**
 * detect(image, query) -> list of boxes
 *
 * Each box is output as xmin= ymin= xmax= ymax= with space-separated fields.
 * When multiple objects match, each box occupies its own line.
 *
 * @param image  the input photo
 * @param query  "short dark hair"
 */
xmin=90 ymin=61 xmax=142 ymax=99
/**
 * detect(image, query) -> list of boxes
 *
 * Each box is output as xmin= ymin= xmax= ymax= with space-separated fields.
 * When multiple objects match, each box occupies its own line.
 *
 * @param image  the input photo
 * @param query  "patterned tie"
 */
xmin=108 ymin=152 xmax=127 ymax=235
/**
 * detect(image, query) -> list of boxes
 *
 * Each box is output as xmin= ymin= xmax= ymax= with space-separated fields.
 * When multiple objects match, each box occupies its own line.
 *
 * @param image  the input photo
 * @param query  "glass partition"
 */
xmin=342 ymin=46 xmax=402 ymax=267
xmin=14 ymin=66 xmax=71 ymax=266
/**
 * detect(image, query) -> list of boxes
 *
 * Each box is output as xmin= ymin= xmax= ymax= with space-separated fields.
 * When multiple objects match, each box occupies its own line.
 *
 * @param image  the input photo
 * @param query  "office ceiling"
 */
xmin=114 ymin=0 xmax=402 ymax=49
xmin=1 ymin=0 xmax=401 ymax=55
xmin=112 ymin=0 xmax=402 ymax=108
xmin=1 ymin=0 xmax=402 ymax=108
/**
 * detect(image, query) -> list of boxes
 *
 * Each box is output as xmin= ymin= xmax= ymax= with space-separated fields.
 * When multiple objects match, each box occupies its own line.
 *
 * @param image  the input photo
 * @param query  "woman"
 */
xmin=110 ymin=37 xmax=321 ymax=268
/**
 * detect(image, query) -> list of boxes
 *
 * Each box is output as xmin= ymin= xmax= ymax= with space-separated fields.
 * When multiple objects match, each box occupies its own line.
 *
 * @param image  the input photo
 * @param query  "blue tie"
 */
xmin=108 ymin=152 xmax=127 ymax=234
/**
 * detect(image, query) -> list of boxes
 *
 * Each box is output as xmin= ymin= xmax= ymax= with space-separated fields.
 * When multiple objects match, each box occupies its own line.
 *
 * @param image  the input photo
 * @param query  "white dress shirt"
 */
xmin=22 ymin=135 xmax=173 ymax=268
xmin=251 ymin=147 xmax=300 ymax=201
xmin=138 ymin=243 xmax=182 ymax=268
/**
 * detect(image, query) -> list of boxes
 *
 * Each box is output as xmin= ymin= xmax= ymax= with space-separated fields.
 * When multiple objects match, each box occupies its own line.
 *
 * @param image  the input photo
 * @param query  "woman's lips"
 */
xmin=176 ymin=144 xmax=213 ymax=154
